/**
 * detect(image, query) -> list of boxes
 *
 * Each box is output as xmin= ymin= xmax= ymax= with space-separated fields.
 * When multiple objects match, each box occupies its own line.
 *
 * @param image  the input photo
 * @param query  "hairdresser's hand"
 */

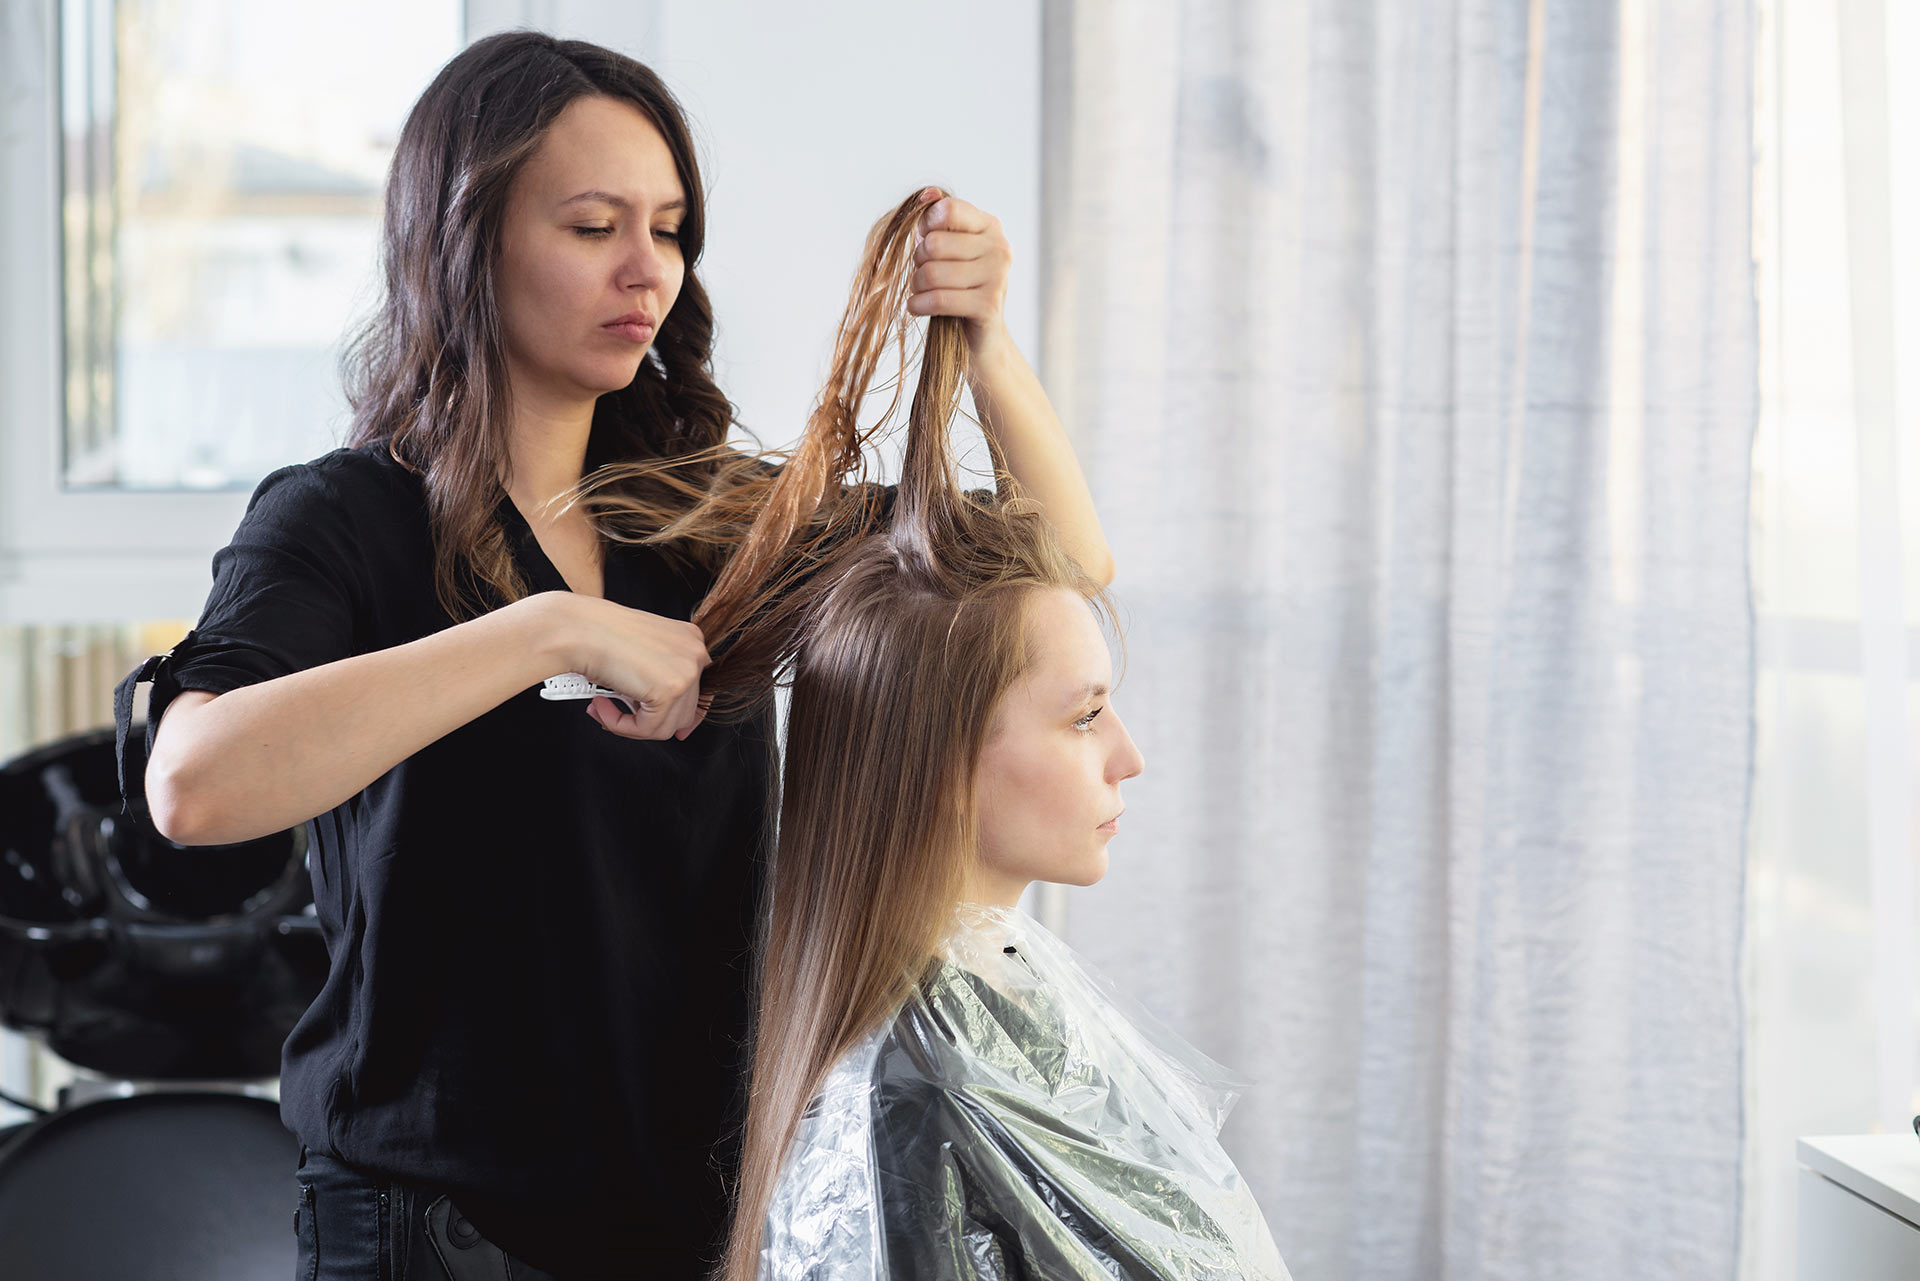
xmin=552 ymin=594 xmax=713 ymax=742
xmin=908 ymin=189 xmax=1013 ymax=363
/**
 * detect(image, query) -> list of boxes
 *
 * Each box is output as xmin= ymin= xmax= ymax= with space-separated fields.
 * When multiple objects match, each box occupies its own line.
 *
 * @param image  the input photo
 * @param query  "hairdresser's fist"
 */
xmin=553 ymin=594 xmax=713 ymax=743
xmin=908 ymin=189 xmax=1012 ymax=362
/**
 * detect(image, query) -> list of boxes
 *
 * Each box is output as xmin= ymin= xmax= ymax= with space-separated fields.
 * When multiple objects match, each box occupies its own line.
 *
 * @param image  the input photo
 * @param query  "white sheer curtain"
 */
xmin=1745 ymin=1 xmax=1920 ymax=1278
xmin=1043 ymin=4 xmax=1755 ymax=1280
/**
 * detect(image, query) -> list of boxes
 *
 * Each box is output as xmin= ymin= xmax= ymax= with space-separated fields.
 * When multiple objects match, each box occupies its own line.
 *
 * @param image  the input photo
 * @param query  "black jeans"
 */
xmin=294 ymin=1145 xmax=558 ymax=1281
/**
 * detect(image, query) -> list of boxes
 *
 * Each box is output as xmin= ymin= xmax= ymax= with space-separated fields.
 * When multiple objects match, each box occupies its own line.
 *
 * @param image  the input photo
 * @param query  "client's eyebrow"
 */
xmin=1067 ymin=681 xmax=1109 ymax=706
xmin=558 ymin=190 xmax=687 ymax=214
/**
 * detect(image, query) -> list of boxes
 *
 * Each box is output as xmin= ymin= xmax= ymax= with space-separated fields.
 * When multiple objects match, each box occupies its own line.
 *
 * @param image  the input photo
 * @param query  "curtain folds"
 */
xmin=1044 ymin=4 xmax=1756 ymax=1279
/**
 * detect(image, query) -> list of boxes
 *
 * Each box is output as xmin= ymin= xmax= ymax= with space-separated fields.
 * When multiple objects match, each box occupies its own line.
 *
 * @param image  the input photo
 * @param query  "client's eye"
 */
xmin=1073 ymin=707 xmax=1104 ymax=732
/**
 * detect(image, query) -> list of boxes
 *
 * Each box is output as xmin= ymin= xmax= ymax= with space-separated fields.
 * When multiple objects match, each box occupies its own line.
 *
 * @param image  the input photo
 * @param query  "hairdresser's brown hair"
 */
xmin=573 ymin=191 xmax=1112 ymax=1279
xmin=343 ymin=30 xmax=732 ymax=619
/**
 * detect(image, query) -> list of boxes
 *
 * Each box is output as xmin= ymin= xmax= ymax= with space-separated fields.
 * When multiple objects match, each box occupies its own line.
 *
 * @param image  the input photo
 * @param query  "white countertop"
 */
xmin=1799 ymin=1135 xmax=1920 ymax=1226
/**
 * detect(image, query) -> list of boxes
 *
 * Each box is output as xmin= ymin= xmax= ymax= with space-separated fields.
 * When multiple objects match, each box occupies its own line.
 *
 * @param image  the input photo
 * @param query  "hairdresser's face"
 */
xmin=969 ymin=588 xmax=1146 ymax=908
xmin=497 ymin=95 xmax=686 ymax=409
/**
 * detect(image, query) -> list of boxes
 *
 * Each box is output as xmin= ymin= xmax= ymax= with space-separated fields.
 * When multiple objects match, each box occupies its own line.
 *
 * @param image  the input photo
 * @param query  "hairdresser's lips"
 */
xmin=602 ymin=311 xmax=656 ymax=343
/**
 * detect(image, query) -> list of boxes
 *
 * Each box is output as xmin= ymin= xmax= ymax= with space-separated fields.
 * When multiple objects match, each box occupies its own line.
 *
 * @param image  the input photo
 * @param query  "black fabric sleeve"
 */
xmin=113 ymin=462 xmax=365 ymax=820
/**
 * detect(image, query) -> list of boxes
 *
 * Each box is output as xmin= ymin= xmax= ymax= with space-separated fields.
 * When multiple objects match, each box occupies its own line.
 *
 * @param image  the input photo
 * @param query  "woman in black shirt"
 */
xmin=128 ymin=32 xmax=1111 ymax=1281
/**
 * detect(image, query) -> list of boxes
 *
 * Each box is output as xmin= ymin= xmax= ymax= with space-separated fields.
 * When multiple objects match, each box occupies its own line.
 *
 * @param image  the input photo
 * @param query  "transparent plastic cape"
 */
xmin=759 ymin=903 xmax=1290 ymax=1280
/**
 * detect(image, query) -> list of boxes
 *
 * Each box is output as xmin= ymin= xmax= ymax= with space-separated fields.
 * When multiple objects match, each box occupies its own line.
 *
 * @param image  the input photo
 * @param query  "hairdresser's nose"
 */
xmin=1106 ymin=705 xmax=1145 ymax=783
xmin=615 ymin=230 xmax=668 ymax=292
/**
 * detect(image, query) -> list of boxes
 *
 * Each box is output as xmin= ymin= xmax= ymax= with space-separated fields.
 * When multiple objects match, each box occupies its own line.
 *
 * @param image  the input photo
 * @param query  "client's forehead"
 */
xmin=1017 ymin=588 xmax=1112 ymax=708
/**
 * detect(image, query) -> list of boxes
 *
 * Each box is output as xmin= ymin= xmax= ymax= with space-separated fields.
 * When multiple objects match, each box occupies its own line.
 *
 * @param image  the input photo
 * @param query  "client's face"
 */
xmin=969 ymin=587 xmax=1146 ymax=907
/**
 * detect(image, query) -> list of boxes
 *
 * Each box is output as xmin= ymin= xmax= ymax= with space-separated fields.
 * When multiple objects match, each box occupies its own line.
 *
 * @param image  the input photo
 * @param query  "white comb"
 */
xmin=539 ymin=673 xmax=637 ymax=716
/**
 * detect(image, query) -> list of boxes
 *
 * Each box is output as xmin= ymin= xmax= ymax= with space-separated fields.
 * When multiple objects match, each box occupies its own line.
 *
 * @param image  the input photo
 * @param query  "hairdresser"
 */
xmin=117 ymin=31 xmax=1111 ymax=1281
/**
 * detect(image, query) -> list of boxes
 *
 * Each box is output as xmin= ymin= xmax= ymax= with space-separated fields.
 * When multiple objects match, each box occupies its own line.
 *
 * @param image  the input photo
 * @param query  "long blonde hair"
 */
xmin=563 ymin=189 xmax=1112 ymax=1279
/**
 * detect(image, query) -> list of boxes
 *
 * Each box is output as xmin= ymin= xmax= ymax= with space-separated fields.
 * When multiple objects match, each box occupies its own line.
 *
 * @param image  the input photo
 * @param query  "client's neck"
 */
xmin=960 ymin=866 xmax=1029 ymax=911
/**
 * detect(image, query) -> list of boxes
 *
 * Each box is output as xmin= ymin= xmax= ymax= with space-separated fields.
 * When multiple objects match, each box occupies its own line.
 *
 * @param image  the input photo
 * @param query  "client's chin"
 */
xmin=1053 ymin=846 xmax=1111 ymax=888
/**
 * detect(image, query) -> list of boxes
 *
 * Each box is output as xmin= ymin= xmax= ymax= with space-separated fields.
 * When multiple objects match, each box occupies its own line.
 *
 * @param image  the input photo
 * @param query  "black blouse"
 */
xmin=125 ymin=442 xmax=777 ymax=1276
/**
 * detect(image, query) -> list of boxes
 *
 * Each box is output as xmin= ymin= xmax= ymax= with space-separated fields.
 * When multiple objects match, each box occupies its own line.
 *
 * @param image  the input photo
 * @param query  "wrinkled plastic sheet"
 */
xmin=760 ymin=904 xmax=1290 ymax=1280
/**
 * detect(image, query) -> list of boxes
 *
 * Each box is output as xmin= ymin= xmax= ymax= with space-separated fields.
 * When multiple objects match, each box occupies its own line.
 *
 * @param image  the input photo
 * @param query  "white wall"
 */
xmin=510 ymin=0 xmax=1041 ymax=470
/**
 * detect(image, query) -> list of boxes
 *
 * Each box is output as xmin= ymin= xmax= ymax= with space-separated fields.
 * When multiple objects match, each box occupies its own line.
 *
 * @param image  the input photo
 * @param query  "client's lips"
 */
xmin=1099 ymin=809 xmax=1124 ymax=830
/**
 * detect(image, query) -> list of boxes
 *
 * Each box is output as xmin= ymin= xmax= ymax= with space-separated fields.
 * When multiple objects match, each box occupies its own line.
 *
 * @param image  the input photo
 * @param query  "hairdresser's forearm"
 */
xmin=147 ymin=593 xmax=574 ymax=846
xmin=968 ymin=331 xmax=1116 ymax=584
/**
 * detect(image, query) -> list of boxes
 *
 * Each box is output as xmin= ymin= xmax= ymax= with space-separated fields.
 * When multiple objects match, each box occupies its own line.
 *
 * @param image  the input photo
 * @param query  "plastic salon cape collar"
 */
xmin=759 ymin=903 xmax=1290 ymax=1280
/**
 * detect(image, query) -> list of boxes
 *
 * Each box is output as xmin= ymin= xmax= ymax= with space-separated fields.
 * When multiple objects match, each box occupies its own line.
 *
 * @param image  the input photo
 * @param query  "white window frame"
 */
xmin=0 ymin=0 xmax=242 ymax=622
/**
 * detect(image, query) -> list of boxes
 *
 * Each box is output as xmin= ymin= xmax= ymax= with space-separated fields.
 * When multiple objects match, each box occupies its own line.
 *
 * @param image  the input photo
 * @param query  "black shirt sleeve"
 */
xmin=170 ymin=462 xmax=364 ymax=693
xmin=114 ymin=462 xmax=365 ymax=819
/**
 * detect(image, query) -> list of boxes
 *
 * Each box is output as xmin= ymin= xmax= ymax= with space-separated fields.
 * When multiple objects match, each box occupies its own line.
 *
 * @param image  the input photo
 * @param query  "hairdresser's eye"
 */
xmin=573 ymin=225 xmax=614 ymax=239
xmin=1073 ymin=706 xmax=1104 ymax=732
xmin=653 ymin=227 xmax=682 ymax=244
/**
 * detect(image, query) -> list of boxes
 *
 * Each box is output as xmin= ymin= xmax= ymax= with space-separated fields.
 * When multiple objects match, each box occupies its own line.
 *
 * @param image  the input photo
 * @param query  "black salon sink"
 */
xmin=0 ymin=727 xmax=327 ymax=1078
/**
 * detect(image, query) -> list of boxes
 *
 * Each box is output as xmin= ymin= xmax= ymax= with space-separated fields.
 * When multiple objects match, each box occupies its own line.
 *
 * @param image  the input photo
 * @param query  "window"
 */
xmin=0 ymin=1 xmax=478 ymax=622
xmin=1746 ymin=0 xmax=1920 ymax=1277
xmin=58 ymin=0 xmax=464 ymax=491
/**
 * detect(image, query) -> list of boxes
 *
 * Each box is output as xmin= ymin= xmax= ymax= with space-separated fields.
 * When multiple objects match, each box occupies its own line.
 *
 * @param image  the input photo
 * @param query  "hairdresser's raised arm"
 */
xmin=907 ymin=192 xmax=1116 ymax=585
